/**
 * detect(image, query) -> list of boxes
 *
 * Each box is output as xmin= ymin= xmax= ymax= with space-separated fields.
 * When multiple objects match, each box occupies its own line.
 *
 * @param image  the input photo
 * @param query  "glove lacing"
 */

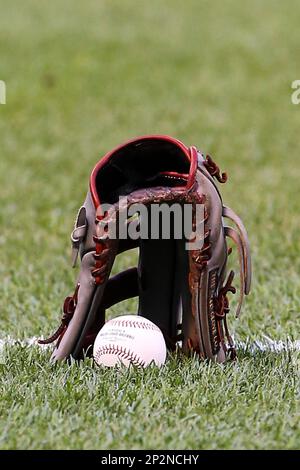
xmin=38 ymin=284 xmax=80 ymax=345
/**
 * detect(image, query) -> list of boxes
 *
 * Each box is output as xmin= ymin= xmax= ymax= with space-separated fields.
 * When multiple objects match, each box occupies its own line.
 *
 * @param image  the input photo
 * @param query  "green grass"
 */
xmin=0 ymin=346 xmax=299 ymax=450
xmin=0 ymin=0 xmax=299 ymax=450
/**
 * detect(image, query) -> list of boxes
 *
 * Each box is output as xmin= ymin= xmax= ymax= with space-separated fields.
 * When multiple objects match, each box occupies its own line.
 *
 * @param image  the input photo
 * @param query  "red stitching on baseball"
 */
xmin=109 ymin=318 xmax=160 ymax=331
xmin=94 ymin=344 xmax=146 ymax=367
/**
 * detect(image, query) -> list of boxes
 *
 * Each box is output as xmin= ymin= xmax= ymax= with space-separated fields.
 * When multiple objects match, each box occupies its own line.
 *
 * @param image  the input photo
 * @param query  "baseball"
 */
xmin=93 ymin=315 xmax=167 ymax=368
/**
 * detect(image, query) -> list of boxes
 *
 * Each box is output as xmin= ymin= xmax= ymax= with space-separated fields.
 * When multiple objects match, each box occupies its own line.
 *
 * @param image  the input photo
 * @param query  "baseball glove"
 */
xmin=39 ymin=135 xmax=251 ymax=363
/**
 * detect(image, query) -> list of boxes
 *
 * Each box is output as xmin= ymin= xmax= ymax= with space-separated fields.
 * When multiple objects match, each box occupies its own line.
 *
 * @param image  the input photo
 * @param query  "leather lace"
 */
xmin=92 ymin=217 xmax=109 ymax=285
xmin=215 ymin=270 xmax=237 ymax=359
xmin=38 ymin=284 xmax=80 ymax=345
xmin=192 ymin=205 xmax=211 ymax=268
xmin=204 ymin=154 xmax=228 ymax=183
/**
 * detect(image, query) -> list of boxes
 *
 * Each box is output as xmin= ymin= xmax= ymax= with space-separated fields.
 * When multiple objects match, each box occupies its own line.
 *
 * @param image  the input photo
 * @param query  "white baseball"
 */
xmin=93 ymin=315 xmax=167 ymax=368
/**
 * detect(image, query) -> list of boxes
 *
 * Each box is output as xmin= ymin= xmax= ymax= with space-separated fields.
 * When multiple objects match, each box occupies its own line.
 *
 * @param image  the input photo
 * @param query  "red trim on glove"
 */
xmin=89 ymin=135 xmax=194 ymax=208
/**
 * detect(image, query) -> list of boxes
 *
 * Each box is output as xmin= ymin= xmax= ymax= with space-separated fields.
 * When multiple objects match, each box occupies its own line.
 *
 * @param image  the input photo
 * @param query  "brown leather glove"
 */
xmin=40 ymin=135 xmax=251 ymax=363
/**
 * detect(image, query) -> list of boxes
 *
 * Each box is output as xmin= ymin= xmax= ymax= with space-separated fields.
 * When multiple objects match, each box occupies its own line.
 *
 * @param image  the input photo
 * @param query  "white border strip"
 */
xmin=0 ymin=335 xmax=299 ymax=355
xmin=0 ymin=336 xmax=42 ymax=348
xmin=236 ymin=335 xmax=300 ymax=353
